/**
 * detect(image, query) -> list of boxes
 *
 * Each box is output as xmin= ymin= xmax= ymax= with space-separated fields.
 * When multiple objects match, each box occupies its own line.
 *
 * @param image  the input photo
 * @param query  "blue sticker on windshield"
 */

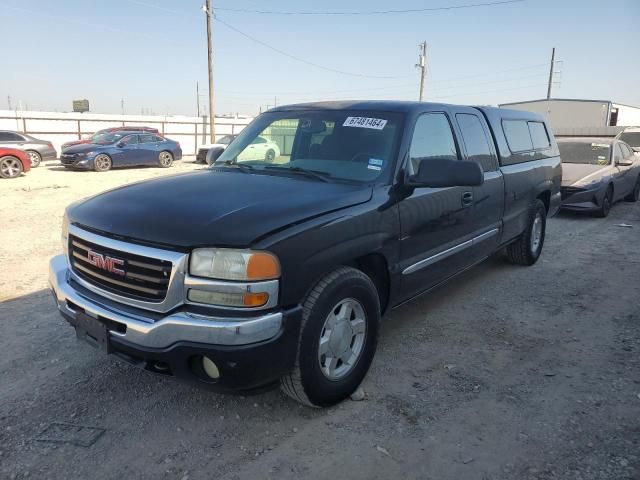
xmin=369 ymin=158 xmax=384 ymax=166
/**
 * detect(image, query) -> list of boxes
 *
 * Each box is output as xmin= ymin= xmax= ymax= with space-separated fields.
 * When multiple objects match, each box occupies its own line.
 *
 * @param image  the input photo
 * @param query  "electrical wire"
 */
xmin=213 ymin=16 xmax=416 ymax=79
xmin=214 ymin=0 xmax=525 ymax=15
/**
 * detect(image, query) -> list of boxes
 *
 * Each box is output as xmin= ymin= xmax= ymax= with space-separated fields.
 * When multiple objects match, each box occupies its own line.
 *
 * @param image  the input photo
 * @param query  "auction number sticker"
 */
xmin=343 ymin=117 xmax=388 ymax=130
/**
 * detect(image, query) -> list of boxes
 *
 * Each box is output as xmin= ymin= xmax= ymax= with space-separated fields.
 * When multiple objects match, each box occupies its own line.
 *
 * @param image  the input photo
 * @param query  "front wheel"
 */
xmin=0 ymin=155 xmax=24 ymax=178
xmin=624 ymin=177 xmax=640 ymax=202
xmin=158 ymin=151 xmax=174 ymax=168
xmin=505 ymin=199 xmax=547 ymax=266
xmin=93 ymin=154 xmax=112 ymax=172
xmin=26 ymin=150 xmax=41 ymax=168
xmin=280 ymin=267 xmax=380 ymax=407
xmin=595 ymin=185 xmax=613 ymax=218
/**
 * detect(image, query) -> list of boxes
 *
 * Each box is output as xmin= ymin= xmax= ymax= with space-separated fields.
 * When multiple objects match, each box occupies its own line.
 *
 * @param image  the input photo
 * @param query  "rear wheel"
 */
xmin=26 ymin=150 xmax=41 ymax=167
xmin=0 ymin=155 xmax=24 ymax=178
xmin=280 ymin=267 xmax=380 ymax=407
xmin=505 ymin=199 xmax=547 ymax=266
xmin=94 ymin=154 xmax=112 ymax=172
xmin=159 ymin=151 xmax=174 ymax=168
xmin=595 ymin=185 xmax=613 ymax=217
xmin=624 ymin=176 xmax=640 ymax=202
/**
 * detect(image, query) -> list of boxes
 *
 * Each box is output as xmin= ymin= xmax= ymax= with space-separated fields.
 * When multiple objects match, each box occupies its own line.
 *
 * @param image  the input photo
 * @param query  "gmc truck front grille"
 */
xmin=68 ymin=234 xmax=172 ymax=302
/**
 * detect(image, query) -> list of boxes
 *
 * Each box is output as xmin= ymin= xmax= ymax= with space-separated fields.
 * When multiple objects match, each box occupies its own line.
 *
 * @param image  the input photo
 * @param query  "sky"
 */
xmin=1 ymin=0 xmax=639 ymax=117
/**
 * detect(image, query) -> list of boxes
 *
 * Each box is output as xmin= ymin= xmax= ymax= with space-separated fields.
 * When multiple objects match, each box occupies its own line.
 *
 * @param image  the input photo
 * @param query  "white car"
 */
xmin=205 ymin=135 xmax=280 ymax=165
xmin=616 ymin=127 xmax=640 ymax=154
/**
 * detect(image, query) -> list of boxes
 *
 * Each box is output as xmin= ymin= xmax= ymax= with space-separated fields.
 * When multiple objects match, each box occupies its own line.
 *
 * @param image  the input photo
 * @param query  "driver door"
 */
xmin=113 ymin=134 xmax=141 ymax=166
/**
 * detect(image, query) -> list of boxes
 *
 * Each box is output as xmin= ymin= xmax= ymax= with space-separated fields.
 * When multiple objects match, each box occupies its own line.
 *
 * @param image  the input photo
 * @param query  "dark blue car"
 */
xmin=60 ymin=131 xmax=182 ymax=172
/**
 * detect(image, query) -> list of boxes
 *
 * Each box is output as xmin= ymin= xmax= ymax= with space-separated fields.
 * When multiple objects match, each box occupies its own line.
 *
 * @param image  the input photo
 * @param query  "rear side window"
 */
xmin=528 ymin=122 xmax=550 ymax=150
xmin=0 ymin=132 xmax=25 ymax=141
xmin=502 ymin=120 xmax=533 ymax=153
xmin=139 ymin=134 xmax=154 ymax=143
xmin=152 ymin=135 xmax=164 ymax=142
xmin=456 ymin=113 xmax=496 ymax=172
xmin=409 ymin=113 xmax=458 ymax=174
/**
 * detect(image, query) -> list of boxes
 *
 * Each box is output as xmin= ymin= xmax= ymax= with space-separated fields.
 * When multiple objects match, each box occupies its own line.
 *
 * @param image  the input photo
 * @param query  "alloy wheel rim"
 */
xmin=318 ymin=297 xmax=367 ymax=380
xmin=530 ymin=214 xmax=542 ymax=253
xmin=96 ymin=155 xmax=110 ymax=170
xmin=160 ymin=152 xmax=172 ymax=166
xmin=1 ymin=158 xmax=21 ymax=177
xmin=28 ymin=152 xmax=39 ymax=163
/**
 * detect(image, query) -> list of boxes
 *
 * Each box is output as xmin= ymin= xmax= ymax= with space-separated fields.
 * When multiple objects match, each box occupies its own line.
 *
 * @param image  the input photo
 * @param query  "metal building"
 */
xmin=498 ymin=98 xmax=640 ymax=137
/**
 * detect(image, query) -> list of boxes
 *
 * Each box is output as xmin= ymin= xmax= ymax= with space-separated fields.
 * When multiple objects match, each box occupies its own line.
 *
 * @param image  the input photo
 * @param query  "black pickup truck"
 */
xmin=49 ymin=101 xmax=561 ymax=407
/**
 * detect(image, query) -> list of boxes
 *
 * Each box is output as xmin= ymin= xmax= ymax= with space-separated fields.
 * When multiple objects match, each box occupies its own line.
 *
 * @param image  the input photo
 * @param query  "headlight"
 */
xmin=190 ymin=248 xmax=280 ymax=281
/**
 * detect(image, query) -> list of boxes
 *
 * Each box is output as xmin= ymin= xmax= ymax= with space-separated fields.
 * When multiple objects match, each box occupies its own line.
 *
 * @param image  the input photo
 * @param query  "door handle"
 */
xmin=462 ymin=191 xmax=474 ymax=207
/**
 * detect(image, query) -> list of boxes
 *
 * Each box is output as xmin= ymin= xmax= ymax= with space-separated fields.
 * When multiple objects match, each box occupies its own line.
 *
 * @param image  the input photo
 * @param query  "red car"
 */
xmin=0 ymin=147 xmax=31 ymax=179
xmin=61 ymin=126 xmax=160 ymax=151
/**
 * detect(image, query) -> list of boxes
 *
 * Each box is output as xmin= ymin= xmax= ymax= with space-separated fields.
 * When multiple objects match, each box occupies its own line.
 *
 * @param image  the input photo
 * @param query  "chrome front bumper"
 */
xmin=49 ymin=254 xmax=283 ymax=349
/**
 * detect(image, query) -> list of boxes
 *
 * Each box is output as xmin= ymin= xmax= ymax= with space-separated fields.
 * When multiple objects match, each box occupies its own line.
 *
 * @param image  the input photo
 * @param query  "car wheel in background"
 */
xmin=596 ymin=185 xmax=613 ymax=218
xmin=26 ymin=150 xmax=41 ymax=168
xmin=280 ymin=266 xmax=380 ymax=407
xmin=505 ymin=199 xmax=547 ymax=266
xmin=0 ymin=156 xmax=24 ymax=179
xmin=158 ymin=151 xmax=174 ymax=168
xmin=265 ymin=149 xmax=276 ymax=163
xmin=94 ymin=154 xmax=112 ymax=172
xmin=624 ymin=177 xmax=640 ymax=202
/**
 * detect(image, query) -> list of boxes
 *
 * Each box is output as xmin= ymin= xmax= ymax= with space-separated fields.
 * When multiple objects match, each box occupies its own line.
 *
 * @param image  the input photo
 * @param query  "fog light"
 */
xmin=202 ymin=356 xmax=220 ymax=379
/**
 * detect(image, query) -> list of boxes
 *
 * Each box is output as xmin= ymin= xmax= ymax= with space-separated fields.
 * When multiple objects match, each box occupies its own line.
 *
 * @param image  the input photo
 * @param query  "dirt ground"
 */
xmin=1 ymin=161 xmax=639 ymax=480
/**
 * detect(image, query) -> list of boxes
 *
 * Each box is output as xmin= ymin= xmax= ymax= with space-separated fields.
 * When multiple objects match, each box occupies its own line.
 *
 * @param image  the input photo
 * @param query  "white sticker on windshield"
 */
xmin=591 ymin=143 xmax=609 ymax=148
xmin=343 ymin=117 xmax=388 ymax=130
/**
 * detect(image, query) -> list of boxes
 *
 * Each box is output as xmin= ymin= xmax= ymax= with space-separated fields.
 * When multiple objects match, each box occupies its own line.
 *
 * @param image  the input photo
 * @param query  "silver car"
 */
xmin=0 ymin=130 xmax=57 ymax=167
xmin=558 ymin=137 xmax=640 ymax=217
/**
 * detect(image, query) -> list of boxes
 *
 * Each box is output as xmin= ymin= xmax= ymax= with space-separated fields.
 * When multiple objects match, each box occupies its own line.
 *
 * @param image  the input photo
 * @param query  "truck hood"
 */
xmin=561 ymin=163 xmax=613 ymax=187
xmin=68 ymin=169 xmax=373 ymax=249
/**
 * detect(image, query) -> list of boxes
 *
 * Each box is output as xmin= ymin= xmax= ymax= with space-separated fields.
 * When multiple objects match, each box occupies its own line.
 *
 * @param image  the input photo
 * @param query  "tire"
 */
xmin=93 ymin=154 xmax=112 ymax=172
xmin=505 ymin=199 xmax=547 ymax=266
xmin=280 ymin=267 xmax=381 ymax=407
xmin=595 ymin=185 xmax=613 ymax=218
xmin=624 ymin=176 xmax=640 ymax=202
xmin=26 ymin=150 xmax=41 ymax=168
xmin=206 ymin=147 xmax=224 ymax=166
xmin=158 ymin=151 xmax=174 ymax=168
xmin=0 ymin=155 xmax=24 ymax=179
xmin=265 ymin=149 xmax=276 ymax=163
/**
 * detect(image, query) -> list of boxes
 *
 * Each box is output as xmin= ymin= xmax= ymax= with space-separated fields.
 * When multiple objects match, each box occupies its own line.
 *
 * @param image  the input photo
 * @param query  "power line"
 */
xmin=213 ymin=16 xmax=415 ymax=79
xmin=214 ymin=0 xmax=525 ymax=15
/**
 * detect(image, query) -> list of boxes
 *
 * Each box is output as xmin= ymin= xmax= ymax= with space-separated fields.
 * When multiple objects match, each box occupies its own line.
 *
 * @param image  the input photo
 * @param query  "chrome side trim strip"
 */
xmin=402 ymin=228 xmax=499 ymax=275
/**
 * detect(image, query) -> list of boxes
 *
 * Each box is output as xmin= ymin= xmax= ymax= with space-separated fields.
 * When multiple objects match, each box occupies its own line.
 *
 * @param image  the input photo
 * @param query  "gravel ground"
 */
xmin=1 ymin=162 xmax=639 ymax=480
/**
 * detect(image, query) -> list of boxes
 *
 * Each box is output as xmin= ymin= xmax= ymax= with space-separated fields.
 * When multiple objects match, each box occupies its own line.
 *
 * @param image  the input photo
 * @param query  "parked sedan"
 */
xmin=60 ymin=132 xmax=182 ymax=172
xmin=0 ymin=147 xmax=31 ymax=179
xmin=195 ymin=134 xmax=236 ymax=164
xmin=558 ymin=137 xmax=640 ymax=217
xmin=208 ymin=135 xmax=280 ymax=165
xmin=0 ymin=130 xmax=57 ymax=167
xmin=61 ymin=126 xmax=160 ymax=152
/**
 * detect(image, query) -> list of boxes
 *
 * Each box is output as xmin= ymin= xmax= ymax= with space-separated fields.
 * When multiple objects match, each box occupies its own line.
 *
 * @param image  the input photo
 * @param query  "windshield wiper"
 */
xmin=264 ymin=166 xmax=331 ymax=183
xmin=214 ymin=161 xmax=255 ymax=173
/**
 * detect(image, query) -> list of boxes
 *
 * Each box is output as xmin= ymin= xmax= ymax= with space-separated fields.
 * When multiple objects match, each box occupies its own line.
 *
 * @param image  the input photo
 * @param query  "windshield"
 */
xmin=618 ymin=132 xmax=640 ymax=148
xmin=558 ymin=142 xmax=611 ymax=165
xmin=214 ymin=110 xmax=402 ymax=183
xmin=92 ymin=132 xmax=129 ymax=145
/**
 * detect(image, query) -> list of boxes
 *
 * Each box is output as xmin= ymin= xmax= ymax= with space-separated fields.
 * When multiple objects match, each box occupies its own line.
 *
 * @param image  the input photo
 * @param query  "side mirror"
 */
xmin=407 ymin=157 xmax=484 ymax=188
xmin=116 ymin=142 xmax=125 ymax=148
xmin=616 ymin=157 xmax=634 ymax=166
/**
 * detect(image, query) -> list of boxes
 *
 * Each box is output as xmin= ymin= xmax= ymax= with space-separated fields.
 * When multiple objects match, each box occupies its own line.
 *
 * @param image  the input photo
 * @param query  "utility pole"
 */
xmin=196 ymin=81 xmax=200 ymax=117
xmin=416 ymin=42 xmax=427 ymax=101
xmin=203 ymin=0 xmax=216 ymax=142
xmin=7 ymin=95 xmax=12 ymax=110
xmin=121 ymin=98 xmax=124 ymax=115
xmin=546 ymin=47 xmax=555 ymax=100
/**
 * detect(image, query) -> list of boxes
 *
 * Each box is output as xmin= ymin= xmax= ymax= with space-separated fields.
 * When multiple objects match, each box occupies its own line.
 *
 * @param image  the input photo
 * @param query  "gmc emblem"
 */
xmin=87 ymin=250 xmax=125 ymax=276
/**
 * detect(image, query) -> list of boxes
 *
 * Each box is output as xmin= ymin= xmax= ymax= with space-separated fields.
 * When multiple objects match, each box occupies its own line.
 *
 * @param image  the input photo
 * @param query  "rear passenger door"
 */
xmin=453 ymin=110 xmax=504 ymax=255
xmin=398 ymin=110 xmax=478 ymax=301
xmin=138 ymin=134 xmax=160 ymax=164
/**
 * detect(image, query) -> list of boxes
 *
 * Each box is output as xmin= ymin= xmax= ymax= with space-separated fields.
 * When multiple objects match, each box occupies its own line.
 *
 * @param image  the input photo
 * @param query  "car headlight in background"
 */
xmin=188 ymin=249 xmax=280 ymax=308
xmin=190 ymin=248 xmax=280 ymax=281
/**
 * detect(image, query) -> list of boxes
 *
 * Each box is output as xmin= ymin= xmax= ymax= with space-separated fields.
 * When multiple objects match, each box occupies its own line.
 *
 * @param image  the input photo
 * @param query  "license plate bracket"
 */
xmin=74 ymin=311 xmax=111 ymax=353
